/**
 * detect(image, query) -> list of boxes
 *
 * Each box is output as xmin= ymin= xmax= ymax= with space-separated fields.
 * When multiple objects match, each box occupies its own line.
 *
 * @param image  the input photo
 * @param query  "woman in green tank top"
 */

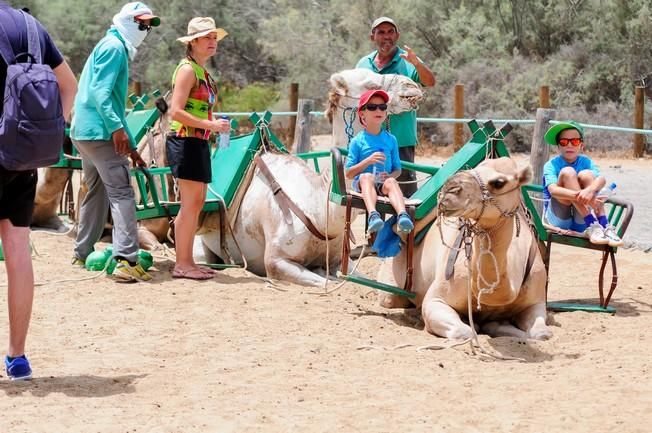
xmin=166 ymin=17 xmax=229 ymax=280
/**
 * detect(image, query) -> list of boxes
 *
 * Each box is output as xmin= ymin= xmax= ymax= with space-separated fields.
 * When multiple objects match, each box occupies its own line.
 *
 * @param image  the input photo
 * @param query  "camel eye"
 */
xmin=489 ymin=178 xmax=507 ymax=190
xmin=447 ymin=185 xmax=462 ymax=194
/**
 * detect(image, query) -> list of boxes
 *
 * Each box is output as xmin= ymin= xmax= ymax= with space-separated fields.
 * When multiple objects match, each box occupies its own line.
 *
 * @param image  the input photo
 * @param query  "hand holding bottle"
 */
xmin=596 ymin=182 xmax=617 ymax=202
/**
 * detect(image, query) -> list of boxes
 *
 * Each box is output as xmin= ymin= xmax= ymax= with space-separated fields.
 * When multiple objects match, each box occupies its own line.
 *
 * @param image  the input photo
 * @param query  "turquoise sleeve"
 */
xmin=87 ymin=45 xmax=125 ymax=135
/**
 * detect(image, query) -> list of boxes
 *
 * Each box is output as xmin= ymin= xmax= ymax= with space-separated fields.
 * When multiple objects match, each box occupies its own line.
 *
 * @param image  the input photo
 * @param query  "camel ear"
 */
xmin=360 ymin=78 xmax=382 ymax=91
xmin=517 ymin=165 xmax=533 ymax=185
xmin=330 ymin=72 xmax=348 ymax=95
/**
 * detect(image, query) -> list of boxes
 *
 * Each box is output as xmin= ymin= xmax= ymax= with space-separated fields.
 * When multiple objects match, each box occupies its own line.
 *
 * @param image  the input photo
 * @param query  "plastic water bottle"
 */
xmin=596 ymin=182 xmax=617 ymax=201
xmin=372 ymin=163 xmax=383 ymax=184
xmin=218 ymin=115 xmax=230 ymax=149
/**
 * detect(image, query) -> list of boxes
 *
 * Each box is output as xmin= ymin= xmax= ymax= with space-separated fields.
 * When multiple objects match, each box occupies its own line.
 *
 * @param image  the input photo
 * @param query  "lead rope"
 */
xmin=342 ymin=107 xmax=356 ymax=145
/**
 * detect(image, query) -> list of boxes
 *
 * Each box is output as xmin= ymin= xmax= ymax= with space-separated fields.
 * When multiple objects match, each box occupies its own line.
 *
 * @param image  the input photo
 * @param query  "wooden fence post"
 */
xmin=634 ymin=86 xmax=645 ymax=157
xmin=289 ymin=83 xmax=299 ymax=141
xmin=539 ymin=86 xmax=550 ymax=108
xmin=530 ymin=108 xmax=556 ymax=215
xmin=293 ymin=99 xmax=314 ymax=153
xmin=454 ymin=84 xmax=464 ymax=150
xmin=133 ymin=81 xmax=142 ymax=96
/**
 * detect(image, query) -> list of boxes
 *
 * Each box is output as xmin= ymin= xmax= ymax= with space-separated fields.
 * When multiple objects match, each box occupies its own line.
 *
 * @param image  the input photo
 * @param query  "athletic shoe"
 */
xmin=5 ymin=355 xmax=32 ymax=381
xmin=71 ymin=256 xmax=85 ymax=267
xmin=113 ymin=259 xmax=152 ymax=282
xmin=367 ymin=211 xmax=384 ymax=233
xmin=397 ymin=212 xmax=414 ymax=233
xmin=585 ymin=222 xmax=609 ymax=245
xmin=603 ymin=224 xmax=624 ymax=247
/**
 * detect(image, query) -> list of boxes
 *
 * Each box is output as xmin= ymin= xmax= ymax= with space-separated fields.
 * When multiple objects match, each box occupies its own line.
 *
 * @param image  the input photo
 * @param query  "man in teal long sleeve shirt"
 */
xmin=71 ymin=2 xmax=159 ymax=282
xmin=72 ymin=27 xmax=136 ymax=146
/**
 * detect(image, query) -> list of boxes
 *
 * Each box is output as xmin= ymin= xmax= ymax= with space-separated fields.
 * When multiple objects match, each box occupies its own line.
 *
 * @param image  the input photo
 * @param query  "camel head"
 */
xmin=438 ymin=157 xmax=532 ymax=223
xmin=326 ymin=68 xmax=423 ymax=124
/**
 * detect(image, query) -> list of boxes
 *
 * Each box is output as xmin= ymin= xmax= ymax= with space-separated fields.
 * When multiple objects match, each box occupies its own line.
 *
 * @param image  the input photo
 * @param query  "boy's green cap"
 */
xmin=544 ymin=121 xmax=585 ymax=146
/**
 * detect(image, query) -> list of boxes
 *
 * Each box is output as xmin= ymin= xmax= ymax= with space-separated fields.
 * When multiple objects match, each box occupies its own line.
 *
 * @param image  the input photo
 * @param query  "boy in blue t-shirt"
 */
xmin=542 ymin=121 xmax=622 ymax=246
xmin=344 ymin=89 xmax=414 ymax=234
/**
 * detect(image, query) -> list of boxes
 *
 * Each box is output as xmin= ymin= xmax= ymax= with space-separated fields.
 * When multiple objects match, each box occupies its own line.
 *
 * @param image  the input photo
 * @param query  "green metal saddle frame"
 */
xmin=133 ymin=111 xmax=287 ymax=222
xmin=328 ymin=120 xmax=512 ymax=298
xmin=522 ymin=184 xmax=634 ymax=313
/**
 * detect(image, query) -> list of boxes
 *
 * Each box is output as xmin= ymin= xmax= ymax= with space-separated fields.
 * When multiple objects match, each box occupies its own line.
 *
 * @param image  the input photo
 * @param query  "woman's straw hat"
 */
xmin=177 ymin=17 xmax=227 ymax=44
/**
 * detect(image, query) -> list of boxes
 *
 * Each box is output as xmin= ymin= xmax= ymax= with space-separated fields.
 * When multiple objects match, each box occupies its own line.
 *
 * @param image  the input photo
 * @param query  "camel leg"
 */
xmin=422 ymin=299 xmax=473 ymax=340
xmin=265 ymin=256 xmax=327 ymax=287
xmin=379 ymin=292 xmax=414 ymax=309
xmin=514 ymin=302 xmax=551 ymax=340
xmin=481 ymin=321 xmax=527 ymax=339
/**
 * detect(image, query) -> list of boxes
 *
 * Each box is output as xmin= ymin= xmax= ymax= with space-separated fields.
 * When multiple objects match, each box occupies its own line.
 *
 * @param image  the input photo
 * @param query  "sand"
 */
xmin=0 ymin=151 xmax=651 ymax=432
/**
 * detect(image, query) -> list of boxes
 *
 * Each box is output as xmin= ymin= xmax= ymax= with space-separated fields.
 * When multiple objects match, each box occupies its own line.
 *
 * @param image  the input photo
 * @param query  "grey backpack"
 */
xmin=0 ymin=10 xmax=64 ymax=171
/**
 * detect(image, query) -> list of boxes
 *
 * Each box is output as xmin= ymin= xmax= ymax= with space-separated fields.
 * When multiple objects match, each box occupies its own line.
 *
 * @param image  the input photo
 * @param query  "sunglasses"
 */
xmin=363 ymin=103 xmax=387 ymax=111
xmin=557 ymin=137 xmax=582 ymax=147
xmin=134 ymin=19 xmax=152 ymax=33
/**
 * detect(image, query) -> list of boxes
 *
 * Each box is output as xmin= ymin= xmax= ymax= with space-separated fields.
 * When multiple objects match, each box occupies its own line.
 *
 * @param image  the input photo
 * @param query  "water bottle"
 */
xmin=596 ymin=182 xmax=617 ymax=201
xmin=218 ymin=115 xmax=230 ymax=149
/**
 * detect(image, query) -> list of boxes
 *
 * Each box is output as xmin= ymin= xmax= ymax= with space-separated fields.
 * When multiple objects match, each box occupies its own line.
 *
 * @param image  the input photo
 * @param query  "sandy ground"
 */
xmin=0 ymin=139 xmax=651 ymax=432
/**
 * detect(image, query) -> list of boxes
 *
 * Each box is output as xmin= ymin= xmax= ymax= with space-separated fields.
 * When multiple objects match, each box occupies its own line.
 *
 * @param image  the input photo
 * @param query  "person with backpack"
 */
xmin=70 ymin=2 xmax=159 ymax=282
xmin=0 ymin=2 xmax=77 ymax=380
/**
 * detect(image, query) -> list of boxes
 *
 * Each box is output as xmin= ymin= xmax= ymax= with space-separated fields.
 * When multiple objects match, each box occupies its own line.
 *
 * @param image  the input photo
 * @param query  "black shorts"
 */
xmin=0 ymin=167 xmax=37 ymax=227
xmin=397 ymin=145 xmax=416 ymax=197
xmin=165 ymin=135 xmax=212 ymax=183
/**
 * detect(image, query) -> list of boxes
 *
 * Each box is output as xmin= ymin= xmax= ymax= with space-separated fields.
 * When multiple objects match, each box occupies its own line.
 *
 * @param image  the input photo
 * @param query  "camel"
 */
xmin=379 ymin=157 xmax=551 ymax=340
xmin=326 ymin=68 xmax=423 ymax=148
xmin=199 ymin=150 xmax=349 ymax=286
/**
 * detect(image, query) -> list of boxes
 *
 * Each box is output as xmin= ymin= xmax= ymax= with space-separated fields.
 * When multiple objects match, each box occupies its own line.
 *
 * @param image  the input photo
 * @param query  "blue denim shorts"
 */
xmin=544 ymin=197 xmax=587 ymax=232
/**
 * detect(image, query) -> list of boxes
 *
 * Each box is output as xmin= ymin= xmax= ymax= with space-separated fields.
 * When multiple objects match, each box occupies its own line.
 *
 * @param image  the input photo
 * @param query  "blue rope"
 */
xmin=342 ymin=107 xmax=356 ymax=145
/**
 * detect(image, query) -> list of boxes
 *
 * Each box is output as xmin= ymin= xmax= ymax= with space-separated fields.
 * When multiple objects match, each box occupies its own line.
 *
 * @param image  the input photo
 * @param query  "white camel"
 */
xmin=326 ymin=68 xmax=423 ymax=148
xmin=379 ymin=157 xmax=551 ymax=340
xmin=199 ymin=151 xmax=348 ymax=286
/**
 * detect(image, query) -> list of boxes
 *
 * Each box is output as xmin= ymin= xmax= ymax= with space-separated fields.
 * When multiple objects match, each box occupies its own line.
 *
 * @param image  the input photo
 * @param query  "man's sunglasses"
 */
xmin=362 ymin=103 xmax=388 ymax=111
xmin=134 ymin=19 xmax=152 ymax=33
xmin=557 ymin=137 xmax=582 ymax=147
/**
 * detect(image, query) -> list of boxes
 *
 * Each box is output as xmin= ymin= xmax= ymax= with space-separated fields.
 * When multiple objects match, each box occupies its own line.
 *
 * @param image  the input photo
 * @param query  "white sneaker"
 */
xmin=585 ymin=222 xmax=609 ymax=245
xmin=603 ymin=225 xmax=624 ymax=247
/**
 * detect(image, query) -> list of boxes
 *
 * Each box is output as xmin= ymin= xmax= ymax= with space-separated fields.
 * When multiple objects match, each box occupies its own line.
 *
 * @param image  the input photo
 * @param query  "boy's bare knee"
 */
xmin=558 ymin=166 xmax=578 ymax=178
xmin=577 ymin=170 xmax=595 ymax=184
xmin=384 ymin=177 xmax=399 ymax=188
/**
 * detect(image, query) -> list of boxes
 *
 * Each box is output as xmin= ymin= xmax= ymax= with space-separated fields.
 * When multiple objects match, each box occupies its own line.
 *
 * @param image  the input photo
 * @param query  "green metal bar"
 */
xmin=401 ymin=160 xmax=440 ymax=175
xmin=201 ymin=263 xmax=242 ymax=269
xmin=343 ymin=275 xmax=416 ymax=298
xmin=521 ymin=184 xmax=548 ymax=242
xmin=547 ymin=302 xmax=615 ymax=314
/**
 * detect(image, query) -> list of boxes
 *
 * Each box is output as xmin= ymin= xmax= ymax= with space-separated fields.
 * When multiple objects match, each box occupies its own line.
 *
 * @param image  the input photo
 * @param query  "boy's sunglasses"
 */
xmin=363 ymin=103 xmax=388 ymax=112
xmin=134 ymin=19 xmax=152 ymax=33
xmin=557 ymin=137 xmax=582 ymax=147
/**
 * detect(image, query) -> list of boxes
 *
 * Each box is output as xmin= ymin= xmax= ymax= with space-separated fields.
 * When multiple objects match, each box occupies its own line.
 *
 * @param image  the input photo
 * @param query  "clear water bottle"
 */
xmin=596 ymin=182 xmax=617 ymax=201
xmin=372 ymin=163 xmax=384 ymax=184
xmin=218 ymin=115 xmax=230 ymax=149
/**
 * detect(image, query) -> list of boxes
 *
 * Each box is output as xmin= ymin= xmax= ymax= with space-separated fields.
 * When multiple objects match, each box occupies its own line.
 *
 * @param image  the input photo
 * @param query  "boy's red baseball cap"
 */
xmin=357 ymin=89 xmax=390 ymax=111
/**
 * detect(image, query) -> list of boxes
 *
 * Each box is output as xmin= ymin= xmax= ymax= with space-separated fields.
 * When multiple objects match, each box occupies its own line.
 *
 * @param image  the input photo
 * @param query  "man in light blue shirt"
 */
xmin=356 ymin=17 xmax=435 ymax=197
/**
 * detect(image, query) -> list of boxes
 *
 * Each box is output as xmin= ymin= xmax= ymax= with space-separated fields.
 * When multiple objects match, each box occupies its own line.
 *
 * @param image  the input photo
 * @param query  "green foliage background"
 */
xmin=13 ymin=0 xmax=652 ymax=150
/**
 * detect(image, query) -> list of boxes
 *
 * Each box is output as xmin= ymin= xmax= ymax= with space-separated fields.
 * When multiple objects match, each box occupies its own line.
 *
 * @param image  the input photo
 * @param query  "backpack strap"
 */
xmin=0 ymin=16 xmax=17 ymax=65
xmin=21 ymin=10 xmax=41 ymax=63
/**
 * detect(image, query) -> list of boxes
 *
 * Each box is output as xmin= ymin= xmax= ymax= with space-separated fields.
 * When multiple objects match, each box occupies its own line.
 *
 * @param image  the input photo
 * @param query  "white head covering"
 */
xmin=112 ymin=2 xmax=158 ymax=60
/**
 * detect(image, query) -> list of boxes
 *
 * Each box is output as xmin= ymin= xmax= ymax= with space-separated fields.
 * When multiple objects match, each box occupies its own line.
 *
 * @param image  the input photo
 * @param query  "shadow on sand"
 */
xmin=0 ymin=374 xmax=146 ymax=398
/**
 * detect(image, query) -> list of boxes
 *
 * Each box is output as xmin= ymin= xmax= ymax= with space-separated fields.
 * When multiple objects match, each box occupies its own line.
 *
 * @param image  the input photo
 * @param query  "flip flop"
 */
xmin=197 ymin=266 xmax=218 ymax=275
xmin=172 ymin=268 xmax=214 ymax=280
